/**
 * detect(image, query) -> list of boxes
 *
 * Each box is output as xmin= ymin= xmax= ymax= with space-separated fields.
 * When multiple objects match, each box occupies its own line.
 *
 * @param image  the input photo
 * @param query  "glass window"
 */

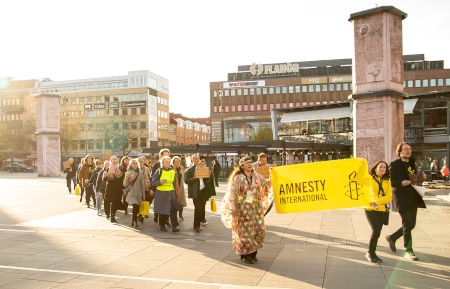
xmin=96 ymin=96 xmax=102 ymax=102
xmin=140 ymin=107 xmax=146 ymax=114
xmin=231 ymin=89 xmax=236 ymax=96
xmin=131 ymin=122 xmax=137 ymax=129
xmin=276 ymin=87 xmax=281 ymax=94
xmin=282 ymin=86 xmax=287 ymax=93
xmin=407 ymin=80 xmax=413 ymax=87
xmin=415 ymin=80 xmax=421 ymax=87
xmin=131 ymin=108 xmax=137 ymax=115
xmin=322 ymin=84 xmax=328 ymax=92
xmin=302 ymin=86 xmax=307 ymax=93
xmin=250 ymin=104 xmax=255 ymax=111
xmin=113 ymin=109 xmax=119 ymax=116
xmin=140 ymin=122 xmax=146 ymax=129
xmin=244 ymin=89 xmax=248 ymax=96
xmin=315 ymin=84 xmax=321 ymax=92
xmin=343 ymin=83 xmax=349 ymax=90
xmin=289 ymin=86 xmax=294 ymax=93
xmin=329 ymin=84 xmax=335 ymax=91
xmin=422 ymin=79 xmax=428 ymax=87
xmin=105 ymin=95 xmax=110 ymax=102
xmin=87 ymin=110 xmax=94 ymax=117
xmin=256 ymin=88 xmax=261 ymax=94
xmin=130 ymin=93 xmax=137 ymax=100
xmin=446 ymin=78 xmax=450 ymax=86
xmin=122 ymin=108 xmax=128 ymax=115
xmin=308 ymin=85 xmax=314 ymax=92
xmin=113 ymin=95 xmax=120 ymax=102
xmin=295 ymin=86 xmax=300 ymax=93
xmin=79 ymin=97 xmax=84 ymax=104
xmin=87 ymin=97 xmax=93 ymax=103
xmin=438 ymin=79 xmax=444 ymax=86
xmin=122 ymin=94 xmax=128 ymax=101
xmin=244 ymin=104 xmax=248 ymax=111
xmin=96 ymin=110 xmax=102 ymax=116
xmin=430 ymin=79 xmax=436 ymax=86
xmin=237 ymin=89 xmax=242 ymax=96
xmin=336 ymin=84 xmax=342 ymax=91
xmin=122 ymin=123 xmax=127 ymax=129
xmin=263 ymin=88 xmax=268 ymax=94
xmin=269 ymin=87 xmax=274 ymax=94
xmin=225 ymin=90 xmax=229 ymax=96
xmin=96 ymin=140 xmax=102 ymax=150
xmin=237 ymin=105 xmax=242 ymax=112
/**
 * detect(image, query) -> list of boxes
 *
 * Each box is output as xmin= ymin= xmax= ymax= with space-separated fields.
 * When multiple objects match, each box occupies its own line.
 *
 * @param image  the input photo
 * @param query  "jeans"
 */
xmin=391 ymin=207 xmax=418 ymax=252
xmin=84 ymin=186 xmax=96 ymax=207
xmin=95 ymin=190 xmax=103 ymax=212
xmin=365 ymin=210 xmax=385 ymax=256
xmin=66 ymin=176 xmax=77 ymax=192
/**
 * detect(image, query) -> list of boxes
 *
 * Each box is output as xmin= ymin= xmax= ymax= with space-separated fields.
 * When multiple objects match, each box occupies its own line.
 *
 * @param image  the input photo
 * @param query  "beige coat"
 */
xmin=141 ymin=166 xmax=151 ymax=192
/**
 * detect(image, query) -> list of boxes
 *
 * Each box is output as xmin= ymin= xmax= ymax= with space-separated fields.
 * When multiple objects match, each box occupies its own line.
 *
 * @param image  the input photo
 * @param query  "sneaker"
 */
xmin=385 ymin=235 xmax=397 ymax=252
xmin=97 ymin=210 xmax=101 ymax=216
xmin=200 ymin=220 xmax=208 ymax=226
xmin=165 ymin=222 xmax=171 ymax=228
xmin=404 ymin=251 xmax=419 ymax=261
xmin=172 ymin=228 xmax=180 ymax=233
xmin=365 ymin=253 xmax=382 ymax=263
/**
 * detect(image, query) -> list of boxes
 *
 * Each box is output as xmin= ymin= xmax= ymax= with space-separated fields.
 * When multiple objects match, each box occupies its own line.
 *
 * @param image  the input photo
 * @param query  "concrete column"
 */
xmin=349 ymin=6 xmax=408 ymax=167
xmin=35 ymin=94 xmax=61 ymax=177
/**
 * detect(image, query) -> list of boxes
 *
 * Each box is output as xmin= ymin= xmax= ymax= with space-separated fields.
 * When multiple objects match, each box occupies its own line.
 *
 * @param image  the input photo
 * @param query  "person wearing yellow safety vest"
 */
xmin=151 ymin=156 xmax=183 ymax=232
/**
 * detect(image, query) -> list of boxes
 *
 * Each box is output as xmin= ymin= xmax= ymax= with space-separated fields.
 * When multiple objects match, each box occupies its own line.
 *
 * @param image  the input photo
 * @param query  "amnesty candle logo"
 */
xmin=271 ymin=158 xmax=370 ymax=214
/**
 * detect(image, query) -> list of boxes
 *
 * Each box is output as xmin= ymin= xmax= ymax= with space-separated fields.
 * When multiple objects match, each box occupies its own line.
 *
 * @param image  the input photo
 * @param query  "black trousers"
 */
xmin=193 ymin=190 xmax=206 ymax=228
xmin=365 ymin=210 xmax=385 ymax=256
xmin=214 ymin=172 xmax=220 ymax=186
xmin=84 ymin=186 xmax=96 ymax=206
xmin=132 ymin=204 xmax=139 ymax=221
xmin=159 ymin=201 xmax=179 ymax=228
xmin=66 ymin=177 xmax=76 ymax=192
xmin=391 ymin=207 xmax=418 ymax=252
xmin=104 ymin=199 xmax=121 ymax=218
xmin=122 ymin=195 xmax=128 ymax=212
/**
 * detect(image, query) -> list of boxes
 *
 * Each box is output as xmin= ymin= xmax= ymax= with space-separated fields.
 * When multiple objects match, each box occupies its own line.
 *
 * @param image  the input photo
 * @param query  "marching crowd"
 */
xmin=63 ymin=143 xmax=427 ymax=265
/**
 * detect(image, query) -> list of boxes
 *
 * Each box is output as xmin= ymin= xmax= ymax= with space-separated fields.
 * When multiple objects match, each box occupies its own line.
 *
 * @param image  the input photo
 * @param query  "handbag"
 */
xmin=74 ymin=185 xmax=80 ymax=196
xmin=139 ymin=201 xmax=149 ymax=216
xmin=373 ymin=176 xmax=389 ymax=226
xmin=210 ymin=198 xmax=217 ymax=212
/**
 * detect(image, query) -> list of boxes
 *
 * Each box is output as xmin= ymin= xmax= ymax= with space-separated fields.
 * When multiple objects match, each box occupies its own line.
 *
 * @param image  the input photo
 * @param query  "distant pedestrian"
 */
xmin=151 ymin=148 xmax=171 ymax=225
xmin=120 ymin=156 xmax=130 ymax=215
xmin=64 ymin=158 xmax=77 ymax=194
xmin=90 ymin=159 xmax=103 ymax=214
xmin=76 ymin=158 xmax=85 ymax=202
xmin=386 ymin=142 xmax=427 ymax=261
xmin=430 ymin=160 xmax=438 ymax=180
xmin=172 ymin=156 xmax=187 ymax=220
xmin=78 ymin=154 xmax=95 ymax=208
xmin=123 ymin=158 xmax=145 ymax=228
xmin=213 ymin=159 xmax=221 ymax=187
xmin=138 ymin=156 xmax=152 ymax=222
xmin=441 ymin=165 xmax=449 ymax=181
xmin=95 ymin=160 xmax=110 ymax=216
xmin=364 ymin=161 xmax=392 ymax=263
xmin=221 ymin=155 xmax=270 ymax=264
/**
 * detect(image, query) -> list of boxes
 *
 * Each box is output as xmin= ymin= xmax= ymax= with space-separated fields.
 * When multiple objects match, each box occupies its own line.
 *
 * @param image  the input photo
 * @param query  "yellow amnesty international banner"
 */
xmin=271 ymin=158 xmax=370 ymax=214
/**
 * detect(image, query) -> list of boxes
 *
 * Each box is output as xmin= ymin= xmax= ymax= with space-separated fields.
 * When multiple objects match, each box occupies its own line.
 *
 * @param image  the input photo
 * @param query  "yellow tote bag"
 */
xmin=74 ymin=185 xmax=80 ymax=196
xmin=210 ymin=198 xmax=217 ymax=212
xmin=139 ymin=201 xmax=149 ymax=216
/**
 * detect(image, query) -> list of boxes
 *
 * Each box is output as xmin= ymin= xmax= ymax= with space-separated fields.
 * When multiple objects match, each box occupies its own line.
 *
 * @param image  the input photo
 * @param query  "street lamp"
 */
xmin=218 ymin=85 xmax=224 ymax=143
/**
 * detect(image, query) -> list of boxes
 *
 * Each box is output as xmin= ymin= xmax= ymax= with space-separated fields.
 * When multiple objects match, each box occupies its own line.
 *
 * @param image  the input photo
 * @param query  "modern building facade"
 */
xmin=209 ymin=54 xmax=450 ymax=170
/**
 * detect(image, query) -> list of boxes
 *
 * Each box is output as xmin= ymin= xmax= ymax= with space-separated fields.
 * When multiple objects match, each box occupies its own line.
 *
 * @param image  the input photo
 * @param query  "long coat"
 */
xmin=174 ymin=168 xmax=187 ymax=207
xmin=185 ymin=166 xmax=216 ymax=199
xmin=221 ymin=172 xmax=270 ymax=255
xmin=389 ymin=158 xmax=426 ymax=213
xmin=104 ymin=168 xmax=124 ymax=202
xmin=123 ymin=169 xmax=145 ymax=206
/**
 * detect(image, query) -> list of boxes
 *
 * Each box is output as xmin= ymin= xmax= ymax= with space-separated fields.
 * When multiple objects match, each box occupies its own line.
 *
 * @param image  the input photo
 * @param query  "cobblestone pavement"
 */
xmin=0 ymin=171 xmax=449 ymax=288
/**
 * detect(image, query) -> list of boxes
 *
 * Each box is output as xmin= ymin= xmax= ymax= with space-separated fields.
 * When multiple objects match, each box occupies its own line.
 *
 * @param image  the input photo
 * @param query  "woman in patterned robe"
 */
xmin=220 ymin=156 xmax=270 ymax=264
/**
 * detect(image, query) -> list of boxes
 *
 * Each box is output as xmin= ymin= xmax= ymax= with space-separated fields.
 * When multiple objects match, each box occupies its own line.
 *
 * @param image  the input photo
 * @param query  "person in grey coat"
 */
xmin=123 ymin=158 xmax=145 ymax=228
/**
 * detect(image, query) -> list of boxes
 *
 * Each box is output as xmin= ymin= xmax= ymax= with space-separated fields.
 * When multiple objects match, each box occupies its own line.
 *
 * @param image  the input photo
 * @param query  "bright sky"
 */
xmin=1 ymin=0 xmax=449 ymax=118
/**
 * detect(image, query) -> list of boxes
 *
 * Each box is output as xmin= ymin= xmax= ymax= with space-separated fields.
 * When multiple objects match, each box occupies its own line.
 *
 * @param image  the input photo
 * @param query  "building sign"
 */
xmin=223 ymin=80 xmax=265 ymax=88
xmin=329 ymin=75 xmax=352 ymax=83
xmin=84 ymin=104 xmax=92 ymax=109
xmin=250 ymin=63 xmax=300 ymax=76
xmin=148 ymin=94 xmax=158 ymax=142
xmin=108 ymin=102 xmax=119 ymax=108
xmin=122 ymin=101 xmax=146 ymax=107
xmin=94 ymin=103 xmax=106 ymax=109
xmin=301 ymin=77 xmax=328 ymax=84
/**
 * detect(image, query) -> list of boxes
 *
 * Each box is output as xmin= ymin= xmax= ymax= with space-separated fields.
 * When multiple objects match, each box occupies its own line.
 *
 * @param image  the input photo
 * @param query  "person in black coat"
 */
xmin=386 ymin=142 xmax=426 ymax=261
xmin=64 ymin=158 xmax=78 ymax=194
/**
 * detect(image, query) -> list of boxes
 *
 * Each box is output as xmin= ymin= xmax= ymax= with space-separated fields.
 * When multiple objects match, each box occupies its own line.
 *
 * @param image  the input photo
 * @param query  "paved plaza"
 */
xmin=0 ymin=171 xmax=449 ymax=289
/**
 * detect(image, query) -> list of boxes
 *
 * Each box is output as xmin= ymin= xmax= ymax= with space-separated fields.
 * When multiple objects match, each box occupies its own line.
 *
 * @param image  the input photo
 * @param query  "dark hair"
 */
xmin=396 ymin=142 xmax=412 ymax=157
xmin=227 ymin=166 xmax=245 ymax=184
xmin=369 ymin=161 xmax=390 ymax=179
xmin=120 ymin=156 xmax=130 ymax=170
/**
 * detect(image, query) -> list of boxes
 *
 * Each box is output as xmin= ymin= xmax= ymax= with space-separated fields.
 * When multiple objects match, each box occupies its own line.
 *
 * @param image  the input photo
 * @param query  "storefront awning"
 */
xmin=404 ymin=98 xmax=418 ymax=114
xmin=280 ymin=107 xmax=352 ymax=123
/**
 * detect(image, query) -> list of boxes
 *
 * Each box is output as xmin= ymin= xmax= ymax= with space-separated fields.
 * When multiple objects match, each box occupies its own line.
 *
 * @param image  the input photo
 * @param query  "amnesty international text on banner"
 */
xmin=270 ymin=158 xmax=370 ymax=214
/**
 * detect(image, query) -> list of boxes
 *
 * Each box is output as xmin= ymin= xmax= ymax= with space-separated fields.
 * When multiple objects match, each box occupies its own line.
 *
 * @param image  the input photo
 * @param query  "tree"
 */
xmin=251 ymin=121 xmax=273 ymax=141
xmin=60 ymin=122 xmax=81 ymax=157
xmin=95 ymin=116 xmax=129 ymax=155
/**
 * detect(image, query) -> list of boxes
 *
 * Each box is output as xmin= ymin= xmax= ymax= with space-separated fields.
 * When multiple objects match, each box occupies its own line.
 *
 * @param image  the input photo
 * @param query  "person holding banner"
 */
xmin=364 ymin=161 xmax=392 ymax=263
xmin=221 ymin=155 xmax=270 ymax=264
xmin=252 ymin=153 xmax=268 ymax=170
xmin=386 ymin=142 xmax=427 ymax=261
xmin=123 ymin=158 xmax=145 ymax=228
